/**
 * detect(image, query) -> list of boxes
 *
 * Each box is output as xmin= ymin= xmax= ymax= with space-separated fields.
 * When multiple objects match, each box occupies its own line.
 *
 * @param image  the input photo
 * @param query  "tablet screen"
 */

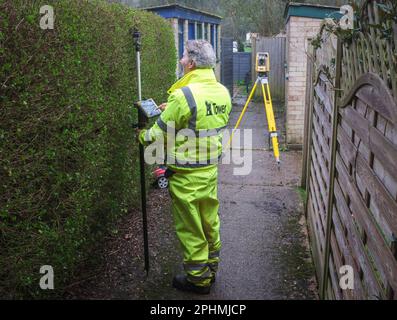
xmin=139 ymin=99 xmax=161 ymax=118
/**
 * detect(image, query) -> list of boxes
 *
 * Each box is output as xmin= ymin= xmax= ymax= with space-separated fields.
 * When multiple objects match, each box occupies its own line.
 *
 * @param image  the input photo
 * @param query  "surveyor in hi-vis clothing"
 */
xmin=139 ymin=40 xmax=232 ymax=294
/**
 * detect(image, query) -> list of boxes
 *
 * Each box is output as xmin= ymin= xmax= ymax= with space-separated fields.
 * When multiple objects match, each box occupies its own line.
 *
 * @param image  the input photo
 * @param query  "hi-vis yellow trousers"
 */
xmin=168 ymin=165 xmax=221 ymax=287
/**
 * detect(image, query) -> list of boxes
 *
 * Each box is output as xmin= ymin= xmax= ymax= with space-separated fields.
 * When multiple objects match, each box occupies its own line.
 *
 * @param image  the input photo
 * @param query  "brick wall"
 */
xmin=286 ymin=16 xmax=323 ymax=146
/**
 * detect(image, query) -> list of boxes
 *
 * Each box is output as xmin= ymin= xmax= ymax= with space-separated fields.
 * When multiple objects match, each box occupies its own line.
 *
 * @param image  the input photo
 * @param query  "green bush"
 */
xmin=0 ymin=0 xmax=176 ymax=298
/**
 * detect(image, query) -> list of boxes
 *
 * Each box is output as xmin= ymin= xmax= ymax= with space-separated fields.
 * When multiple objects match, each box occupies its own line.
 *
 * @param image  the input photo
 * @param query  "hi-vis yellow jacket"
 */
xmin=139 ymin=68 xmax=232 ymax=171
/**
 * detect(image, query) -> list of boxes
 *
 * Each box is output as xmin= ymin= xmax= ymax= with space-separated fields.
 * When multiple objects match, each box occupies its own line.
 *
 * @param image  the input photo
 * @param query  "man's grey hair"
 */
xmin=185 ymin=40 xmax=216 ymax=69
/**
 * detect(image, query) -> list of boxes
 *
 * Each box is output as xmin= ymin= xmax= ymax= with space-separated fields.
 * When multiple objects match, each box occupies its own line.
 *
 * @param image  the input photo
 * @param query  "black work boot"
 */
xmin=172 ymin=274 xmax=210 ymax=295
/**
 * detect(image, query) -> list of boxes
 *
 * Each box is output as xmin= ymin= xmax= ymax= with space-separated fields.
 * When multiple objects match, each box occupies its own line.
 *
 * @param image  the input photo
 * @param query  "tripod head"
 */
xmin=256 ymin=52 xmax=270 ymax=76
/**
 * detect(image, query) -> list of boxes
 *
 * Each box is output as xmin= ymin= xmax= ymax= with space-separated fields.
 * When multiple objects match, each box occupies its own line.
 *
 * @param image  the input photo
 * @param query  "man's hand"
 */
xmin=135 ymin=128 xmax=142 ymax=143
xmin=158 ymin=103 xmax=167 ymax=111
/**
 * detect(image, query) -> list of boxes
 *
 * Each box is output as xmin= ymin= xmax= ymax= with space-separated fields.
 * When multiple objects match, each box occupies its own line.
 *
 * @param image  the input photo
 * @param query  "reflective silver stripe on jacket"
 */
xmin=157 ymin=117 xmax=226 ymax=137
xmin=144 ymin=129 xmax=152 ymax=142
xmin=168 ymin=154 xmax=222 ymax=168
xmin=181 ymin=86 xmax=197 ymax=130
xmin=176 ymin=126 xmax=227 ymax=138
xmin=156 ymin=118 xmax=168 ymax=132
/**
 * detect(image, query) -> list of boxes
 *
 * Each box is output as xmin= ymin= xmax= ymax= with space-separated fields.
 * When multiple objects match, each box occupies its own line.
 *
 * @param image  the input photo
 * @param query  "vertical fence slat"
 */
xmin=302 ymin=45 xmax=314 ymax=188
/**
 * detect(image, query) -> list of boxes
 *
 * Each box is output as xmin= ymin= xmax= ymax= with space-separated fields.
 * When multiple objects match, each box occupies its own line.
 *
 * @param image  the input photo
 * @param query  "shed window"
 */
xmin=211 ymin=24 xmax=215 ymax=48
xmin=197 ymin=23 xmax=203 ymax=39
xmin=178 ymin=20 xmax=184 ymax=58
xmin=214 ymin=25 xmax=217 ymax=59
xmin=188 ymin=22 xmax=195 ymax=40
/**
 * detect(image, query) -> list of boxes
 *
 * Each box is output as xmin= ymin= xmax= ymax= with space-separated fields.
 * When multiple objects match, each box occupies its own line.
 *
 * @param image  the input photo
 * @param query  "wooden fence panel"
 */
xmin=332 ymin=73 xmax=397 ymax=299
xmin=233 ymin=52 xmax=251 ymax=84
xmin=305 ymin=27 xmax=337 ymax=297
xmin=303 ymin=0 xmax=397 ymax=300
xmin=221 ymin=37 xmax=234 ymax=97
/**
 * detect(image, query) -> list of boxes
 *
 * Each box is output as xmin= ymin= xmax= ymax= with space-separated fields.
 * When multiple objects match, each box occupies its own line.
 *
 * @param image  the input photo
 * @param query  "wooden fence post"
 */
xmin=320 ymin=37 xmax=342 ymax=299
xmin=251 ymin=36 xmax=257 ymax=85
xmin=301 ymin=46 xmax=315 ymax=190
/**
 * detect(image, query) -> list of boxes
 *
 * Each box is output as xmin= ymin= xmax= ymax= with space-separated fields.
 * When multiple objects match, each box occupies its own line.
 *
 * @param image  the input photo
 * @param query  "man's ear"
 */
xmin=188 ymin=60 xmax=196 ymax=70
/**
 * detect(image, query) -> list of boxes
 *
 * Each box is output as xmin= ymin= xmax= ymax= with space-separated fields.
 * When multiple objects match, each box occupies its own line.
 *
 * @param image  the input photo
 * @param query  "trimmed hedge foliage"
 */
xmin=0 ymin=0 xmax=176 ymax=298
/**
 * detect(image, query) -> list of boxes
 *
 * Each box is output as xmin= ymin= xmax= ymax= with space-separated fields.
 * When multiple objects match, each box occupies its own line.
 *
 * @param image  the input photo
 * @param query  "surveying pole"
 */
xmin=132 ymin=28 xmax=150 ymax=274
xmin=226 ymin=52 xmax=280 ymax=165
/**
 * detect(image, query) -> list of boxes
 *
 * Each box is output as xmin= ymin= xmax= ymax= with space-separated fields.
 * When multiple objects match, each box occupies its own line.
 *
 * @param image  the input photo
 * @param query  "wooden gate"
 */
xmin=252 ymin=36 xmax=286 ymax=101
xmin=221 ymin=37 xmax=234 ymax=97
xmin=304 ymin=0 xmax=397 ymax=300
xmin=233 ymin=52 xmax=251 ymax=84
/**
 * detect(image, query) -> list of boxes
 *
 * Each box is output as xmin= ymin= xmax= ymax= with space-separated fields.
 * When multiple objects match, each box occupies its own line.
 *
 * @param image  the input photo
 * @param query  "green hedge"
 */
xmin=0 ymin=0 xmax=176 ymax=298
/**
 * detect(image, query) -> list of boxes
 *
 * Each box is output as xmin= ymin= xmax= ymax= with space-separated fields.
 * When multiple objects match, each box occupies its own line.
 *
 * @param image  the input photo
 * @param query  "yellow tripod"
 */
xmin=226 ymin=52 xmax=280 ymax=165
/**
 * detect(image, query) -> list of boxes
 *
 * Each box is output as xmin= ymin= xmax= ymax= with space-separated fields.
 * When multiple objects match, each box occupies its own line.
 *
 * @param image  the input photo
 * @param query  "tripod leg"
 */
xmin=225 ymin=79 xmax=258 ymax=150
xmin=260 ymin=80 xmax=280 ymax=164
